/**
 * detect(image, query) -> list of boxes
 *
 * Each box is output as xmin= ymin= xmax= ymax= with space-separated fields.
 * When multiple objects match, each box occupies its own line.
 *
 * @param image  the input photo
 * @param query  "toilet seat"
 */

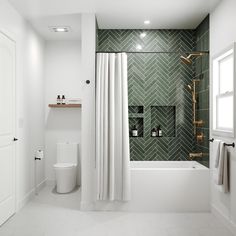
xmin=54 ymin=163 xmax=77 ymax=169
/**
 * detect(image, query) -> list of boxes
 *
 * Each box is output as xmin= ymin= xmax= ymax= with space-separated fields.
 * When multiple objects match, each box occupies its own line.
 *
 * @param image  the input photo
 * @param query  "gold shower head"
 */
xmin=180 ymin=52 xmax=206 ymax=65
xmin=181 ymin=55 xmax=192 ymax=65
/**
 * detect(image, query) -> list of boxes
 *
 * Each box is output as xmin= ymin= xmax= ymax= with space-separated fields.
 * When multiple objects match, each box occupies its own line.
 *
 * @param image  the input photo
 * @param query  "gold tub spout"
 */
xmin=189 ymin=152 xmax=203 ymax=158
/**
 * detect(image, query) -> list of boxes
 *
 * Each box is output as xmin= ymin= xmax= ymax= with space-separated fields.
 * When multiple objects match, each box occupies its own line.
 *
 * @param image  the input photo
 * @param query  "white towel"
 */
xmin=212 ymin=140 xmax=223 ymax=185
xmin=216 ymin=142 xmax=225 ymax=185
xmin=213 ymin=141 xmax=229 ymax=193
xmin=213 ymin=139 xmax=221 ymax=168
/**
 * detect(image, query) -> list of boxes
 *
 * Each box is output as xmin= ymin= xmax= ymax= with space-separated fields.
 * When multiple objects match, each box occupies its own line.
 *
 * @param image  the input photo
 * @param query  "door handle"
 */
xmin=13 ymin=137 xmax=18 ymax=141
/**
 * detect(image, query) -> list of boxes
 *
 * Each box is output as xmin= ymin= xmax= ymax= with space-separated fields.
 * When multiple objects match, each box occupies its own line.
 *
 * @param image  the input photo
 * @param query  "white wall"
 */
xmin=80 ymin=14 xmax=96 ymax=210
xmin=0 ymin=0 xmax=45 ymax=209
xmin=210 ymin=0 xmax=236 ymax=233
xmin=45 ymin=40 xmax=82 ymax=184
xmin=0 ymin=1 xmax=93 ymax=213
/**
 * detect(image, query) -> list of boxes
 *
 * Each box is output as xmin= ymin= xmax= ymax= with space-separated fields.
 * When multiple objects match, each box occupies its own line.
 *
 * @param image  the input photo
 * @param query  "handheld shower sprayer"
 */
xmin=186 ymin=84 xmax=196 ymax=103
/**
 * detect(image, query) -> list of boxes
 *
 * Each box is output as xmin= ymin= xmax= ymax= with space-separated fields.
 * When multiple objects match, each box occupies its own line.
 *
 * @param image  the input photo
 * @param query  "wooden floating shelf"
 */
xmin=48 ymin=104 xmax=81 ymax=108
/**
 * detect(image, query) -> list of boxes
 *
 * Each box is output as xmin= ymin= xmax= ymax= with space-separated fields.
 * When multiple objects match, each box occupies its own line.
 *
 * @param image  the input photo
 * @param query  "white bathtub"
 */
xmin=95 ymin=161 xmax=210 ymax=212
xmin=131 ymin=160 xmax=208 ymax=169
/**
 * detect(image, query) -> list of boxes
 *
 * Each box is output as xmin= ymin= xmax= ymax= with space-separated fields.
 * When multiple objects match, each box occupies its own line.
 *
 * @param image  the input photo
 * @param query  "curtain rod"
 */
xmin=96 ymin=51 xmax=209 ymax=54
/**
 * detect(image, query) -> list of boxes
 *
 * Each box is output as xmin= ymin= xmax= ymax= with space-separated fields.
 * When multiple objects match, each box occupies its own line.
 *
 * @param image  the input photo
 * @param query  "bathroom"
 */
xmin=0 ymin=0 xmax=236 ymax=235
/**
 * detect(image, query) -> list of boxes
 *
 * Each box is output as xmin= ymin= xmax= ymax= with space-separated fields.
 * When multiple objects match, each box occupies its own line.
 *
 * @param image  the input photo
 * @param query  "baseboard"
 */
xmin=80 ymin=201 xmax=95 ymax=211
xmin=212 ymin=204 xmax=236 ymax=236
xmin=16 ymin=179 xmax=46 ymax=211
xmin=46 ymin=179 xmax=56 ymax=186
xmin=36 ymin=179 xmax=47 ymax=192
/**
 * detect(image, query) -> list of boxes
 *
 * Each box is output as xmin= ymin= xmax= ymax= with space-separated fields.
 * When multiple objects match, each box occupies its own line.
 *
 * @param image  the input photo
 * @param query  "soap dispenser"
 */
xmin=57 ymin=95 xmax=61 ymax=104
xmin=151 ymin=128 xmax=157 ymax=137
xmin=62 ymin=95 xmax=66 ymax=104
xmin=131 ymin=125 xmax=138 ymax=137
xmin=157 ymin=125 xmax=163 ymax=137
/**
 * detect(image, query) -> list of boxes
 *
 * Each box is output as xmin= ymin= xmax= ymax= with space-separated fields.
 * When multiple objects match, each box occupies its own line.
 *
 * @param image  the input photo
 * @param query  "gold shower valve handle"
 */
xmin=196 ymin=132 xmax=204 ymax=142
xmin=193 ymin=120 xmax=204 ymax=126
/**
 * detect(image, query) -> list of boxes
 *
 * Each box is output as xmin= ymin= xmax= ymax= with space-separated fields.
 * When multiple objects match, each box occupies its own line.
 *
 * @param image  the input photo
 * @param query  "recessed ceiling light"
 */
xmin=136 ymin=44 xmax=142 ymax=50
xmin=144 ymin=20 xmax=150 ymax=25
xmin=55 ymin=28 xmax=67 ymax=32
xmin=140 ymin=32 xmax=147 ymax=38
xmin=50 ymin=26 xmax=70 ymax=33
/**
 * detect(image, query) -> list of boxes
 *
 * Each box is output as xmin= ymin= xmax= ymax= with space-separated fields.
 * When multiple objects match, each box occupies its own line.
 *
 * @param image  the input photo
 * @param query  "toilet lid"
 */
xmin=54 ymin=163 xmax=76 ymax=168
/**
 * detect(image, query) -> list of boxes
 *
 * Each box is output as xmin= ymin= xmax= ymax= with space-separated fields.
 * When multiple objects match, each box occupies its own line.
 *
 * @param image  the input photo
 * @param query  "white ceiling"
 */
xmin=8 ymin=0 xmax=221 ymax=40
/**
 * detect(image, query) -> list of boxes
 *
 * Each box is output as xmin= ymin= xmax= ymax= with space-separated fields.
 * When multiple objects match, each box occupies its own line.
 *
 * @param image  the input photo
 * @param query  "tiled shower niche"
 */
xmin=151 ymin=106 xmax=176 ymax=138
xmin=129 ymin=106 xmax=144 ymax=114
xmin=129 ymin=105 xmax=176 ymax=138
xmin=129 ymin=118 xmax=144 ymax=137
xmin=129 ymin=106 xmax=144 ymax=137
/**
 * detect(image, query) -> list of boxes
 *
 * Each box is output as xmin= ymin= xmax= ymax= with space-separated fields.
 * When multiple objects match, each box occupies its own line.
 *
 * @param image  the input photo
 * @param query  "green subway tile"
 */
xmin=195 ymin=15 xmax=209 ymax=40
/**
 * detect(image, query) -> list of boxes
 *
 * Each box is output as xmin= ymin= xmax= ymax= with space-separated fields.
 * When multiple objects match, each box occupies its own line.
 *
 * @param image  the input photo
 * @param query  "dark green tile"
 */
xmin=97 ymin=16 xmax=209 ymax=163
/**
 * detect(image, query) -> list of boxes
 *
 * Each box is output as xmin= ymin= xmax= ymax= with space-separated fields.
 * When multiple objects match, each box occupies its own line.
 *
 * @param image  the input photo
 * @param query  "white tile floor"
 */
xmin=0 ymin=186 xmax=234 ymax=236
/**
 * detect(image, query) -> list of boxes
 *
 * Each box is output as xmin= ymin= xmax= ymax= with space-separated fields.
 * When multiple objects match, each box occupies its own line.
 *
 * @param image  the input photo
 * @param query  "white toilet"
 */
xmin=54 ymin=142 xmax=78 ymax=193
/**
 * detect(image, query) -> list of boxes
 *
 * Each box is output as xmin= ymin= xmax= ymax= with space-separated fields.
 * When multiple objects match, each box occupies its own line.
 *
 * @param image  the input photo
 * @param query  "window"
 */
xmin=212 ymin=43 xmax=235 ymax=137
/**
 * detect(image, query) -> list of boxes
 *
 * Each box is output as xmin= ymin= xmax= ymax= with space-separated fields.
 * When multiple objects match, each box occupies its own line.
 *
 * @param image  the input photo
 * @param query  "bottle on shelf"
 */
xmin=62 ymin=95 xmax=66 ymax=104
xmin=131 ymin=125 xmax=138 ymax=137
xmin=157 ymin=125 xmax=163 ymax=137
xmin=151 ymin=128 xmax=157 ymax=137
xmin=57 ymin=95 xmax=61 ymax=104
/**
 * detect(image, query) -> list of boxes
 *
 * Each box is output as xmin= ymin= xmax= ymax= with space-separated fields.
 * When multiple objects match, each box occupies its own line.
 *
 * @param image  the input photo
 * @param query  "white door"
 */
xmin=0 ymin=31 xmax=16 ymax=225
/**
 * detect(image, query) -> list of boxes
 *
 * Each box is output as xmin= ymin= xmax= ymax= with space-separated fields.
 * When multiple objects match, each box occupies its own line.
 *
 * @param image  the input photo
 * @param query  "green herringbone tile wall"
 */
xmin=97 ymin=27 xmax=208 ymax=162
xmin=151 ymin=106 xmax=176 ymax=138
xmin=195 ymin=16 xmax=210 ymax=167
xmin=98 ymin=30 xmax=195 ymax=52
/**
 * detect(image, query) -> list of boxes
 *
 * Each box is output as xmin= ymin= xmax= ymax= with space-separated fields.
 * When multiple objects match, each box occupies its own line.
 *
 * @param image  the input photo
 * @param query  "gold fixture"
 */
xmin=193 ymin=120 xmax=204 ymax=126
xmin=189 ymin=152 xmax=208 ymax=159
xmin=183 ymin=52 xmax=208 ymax=139
xmin=196 ymin=132 xmax=204 ymax=142
xmin=180 ymin=52 xmax=207 ymax=65
xmin=186 ymin=79 xmax=205 ymax=135
xmin=189 ymin=152 xmax=203 ymax=159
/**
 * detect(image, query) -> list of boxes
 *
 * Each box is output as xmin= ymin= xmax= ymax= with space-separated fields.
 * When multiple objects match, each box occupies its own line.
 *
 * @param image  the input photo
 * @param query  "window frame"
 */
xmin=212 ymin=43 xmax=236 ymax=138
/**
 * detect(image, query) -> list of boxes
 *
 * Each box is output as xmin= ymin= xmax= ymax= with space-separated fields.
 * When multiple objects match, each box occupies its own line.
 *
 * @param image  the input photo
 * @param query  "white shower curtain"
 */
xmin=96 ymin=53 xmax=131 ymax=201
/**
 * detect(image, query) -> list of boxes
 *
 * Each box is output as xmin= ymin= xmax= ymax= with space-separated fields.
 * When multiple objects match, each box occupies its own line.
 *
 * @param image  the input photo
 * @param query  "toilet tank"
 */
xmin=57 ymin=142 xmax=78 ymax=164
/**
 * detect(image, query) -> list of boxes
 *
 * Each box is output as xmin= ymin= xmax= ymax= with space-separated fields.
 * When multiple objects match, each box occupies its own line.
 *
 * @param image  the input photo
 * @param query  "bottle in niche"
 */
xmin=157 ymin=125 xmax=163 ymax=137
xmin=132 ymin=125 xmax=138 ymax=137
xmin=62 ymin=95 xmax=66 ymax=104
xmin=57 ymin=95 xmax=61 ymax=104
xmin=151 ymin=128 xmax=157 ymax=137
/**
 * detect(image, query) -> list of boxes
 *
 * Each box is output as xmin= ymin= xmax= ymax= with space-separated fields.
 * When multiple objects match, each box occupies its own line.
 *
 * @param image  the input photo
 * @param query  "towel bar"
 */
xmin=224 ymin=142 xmax=235 ymax=148
xmin=209 ymin=138 xmax=235 ymax=148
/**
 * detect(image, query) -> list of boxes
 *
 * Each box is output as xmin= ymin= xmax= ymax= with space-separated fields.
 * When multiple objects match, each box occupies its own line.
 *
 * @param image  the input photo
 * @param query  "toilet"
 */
xmin=54 ymin=142 xmax=78 ymax=193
